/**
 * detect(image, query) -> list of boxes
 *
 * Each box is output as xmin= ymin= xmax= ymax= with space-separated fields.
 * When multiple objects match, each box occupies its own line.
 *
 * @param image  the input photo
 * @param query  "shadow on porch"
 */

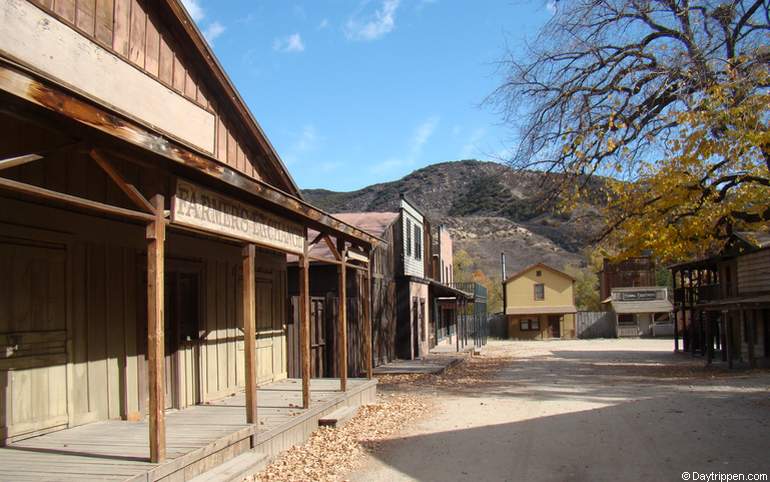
xmin=0 ymin=378 xmax=376 ymax=482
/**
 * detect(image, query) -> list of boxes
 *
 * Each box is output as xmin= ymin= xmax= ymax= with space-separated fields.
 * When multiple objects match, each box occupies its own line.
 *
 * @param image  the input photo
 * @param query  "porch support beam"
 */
xmin=299 ymin=238 xmax=311 ymax=408
xmin=90 ymin=149 xmax=155 ymax=214
xmin=0 ymin=153 xmax=42 ymax=171
xmin=337 ymin=239 xmax=348 ymax=391
xmin=0 ymin=176 xmax=155 ymax=222
xmin=147 ymin=194 xmax=166 ymax=463
xmin=242 ymin=244 xmax=258 ymax=427
xmin=364 ymin=261 xmax=373 ymax=379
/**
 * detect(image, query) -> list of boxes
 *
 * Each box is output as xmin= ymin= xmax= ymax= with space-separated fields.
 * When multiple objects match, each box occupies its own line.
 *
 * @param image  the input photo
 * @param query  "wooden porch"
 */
xmin=0 ymin=378 xmax=376 ymax=482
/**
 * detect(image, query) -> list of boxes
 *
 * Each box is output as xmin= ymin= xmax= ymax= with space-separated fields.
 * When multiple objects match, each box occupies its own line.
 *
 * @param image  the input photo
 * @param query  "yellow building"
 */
xmin=504 ymin=263 xmax=577 ymax=339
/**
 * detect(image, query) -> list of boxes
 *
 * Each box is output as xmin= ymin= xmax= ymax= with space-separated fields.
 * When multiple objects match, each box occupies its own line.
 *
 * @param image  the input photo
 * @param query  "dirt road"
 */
xmin=349 ymin=339 xmax=770 ymax=482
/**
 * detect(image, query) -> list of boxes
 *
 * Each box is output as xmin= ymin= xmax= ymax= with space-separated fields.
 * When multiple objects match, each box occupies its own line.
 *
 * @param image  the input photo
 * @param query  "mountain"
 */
xmin=303 ymin=160 xmax=604 ymax=278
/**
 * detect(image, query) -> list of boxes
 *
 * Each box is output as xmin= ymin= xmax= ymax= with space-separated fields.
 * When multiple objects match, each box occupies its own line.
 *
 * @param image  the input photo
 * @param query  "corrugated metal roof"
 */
xmin=612 ymin=300 xmax=673 ymax=314
xmin=505 ymin=305 xmax=577 ymax=315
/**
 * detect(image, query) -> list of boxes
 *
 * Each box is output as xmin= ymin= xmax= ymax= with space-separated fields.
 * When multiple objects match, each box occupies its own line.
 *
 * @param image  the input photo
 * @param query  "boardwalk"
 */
xmin=1 ymin=378 xmax=375 ymax=482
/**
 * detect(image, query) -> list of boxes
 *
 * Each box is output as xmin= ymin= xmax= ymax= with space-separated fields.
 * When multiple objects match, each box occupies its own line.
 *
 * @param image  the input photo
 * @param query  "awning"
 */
xmin=505 ymin=305 xmax=577 ymax=315
xmin=612 ymin=300 xmax=673 ymax=314
xmin=429 ymin=280 xmax=473 ymax=299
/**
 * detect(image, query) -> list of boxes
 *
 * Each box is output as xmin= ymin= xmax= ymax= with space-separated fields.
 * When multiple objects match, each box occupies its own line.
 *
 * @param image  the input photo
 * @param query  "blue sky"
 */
xmin=182 ymin=0 xmax=553 ymax=191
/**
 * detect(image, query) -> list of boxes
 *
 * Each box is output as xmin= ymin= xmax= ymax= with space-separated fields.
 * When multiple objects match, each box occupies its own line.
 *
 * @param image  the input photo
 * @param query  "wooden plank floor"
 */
xmin=0 ymin=378 xmax=366 ymax=482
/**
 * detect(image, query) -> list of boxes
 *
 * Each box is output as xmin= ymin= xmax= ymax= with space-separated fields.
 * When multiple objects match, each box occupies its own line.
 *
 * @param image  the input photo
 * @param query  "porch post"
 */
xmin=147 ymin=194 xmax=166 ymax=463
xmin=727 ymin=313 xmax=733 ymax=369
xmin=720 ymin=311 xmax=727 ymax=362
xmin=364 ymin=261 xmax=373 ymax=379
xmin=299 ymin=244 xmax=311 ymax=408
xmin=673 ymin=270 xmax=679 ymax=352
xmin=337 ymin=242 xmax=348 ymax=391
xmin=745 ymin=308 xmax=756 ymax=368
xmin=242 ymin=244 xmax=258 ymax=426
xmin=455 ymin=302 xmax=460 ymax=352
xmin=705 ymin=310 xmax=713 ymax=364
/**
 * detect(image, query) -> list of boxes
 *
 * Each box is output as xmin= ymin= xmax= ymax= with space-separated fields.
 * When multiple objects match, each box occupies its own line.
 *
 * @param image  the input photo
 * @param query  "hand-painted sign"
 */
xmin=619 ymin=290 xmax=659 ymax=301
xmin=172 ymin=179 xmax=305 ymax=253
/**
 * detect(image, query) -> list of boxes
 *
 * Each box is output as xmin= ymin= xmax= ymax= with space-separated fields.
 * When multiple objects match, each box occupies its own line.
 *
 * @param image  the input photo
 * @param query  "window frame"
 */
xmin=414 ymin=225 xmax=422 ymax=260
xmin=405 ymin=218 xmax=412 ymax=257
xmin=534 ymin=283 xmax=545 ymax=301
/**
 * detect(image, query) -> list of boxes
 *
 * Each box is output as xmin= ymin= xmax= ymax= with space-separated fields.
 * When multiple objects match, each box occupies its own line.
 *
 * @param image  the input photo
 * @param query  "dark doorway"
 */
xmin=548 ymin=315 xmax=561 ymax=338
xmin=164 ymin=265 xmax=202 ymax=409
xmin=412 ymin=297 xmax=420 ymax=358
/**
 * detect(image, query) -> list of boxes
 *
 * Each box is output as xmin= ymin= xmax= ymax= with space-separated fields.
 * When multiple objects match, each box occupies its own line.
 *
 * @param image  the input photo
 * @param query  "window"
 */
xmin=520 ymin=318 xmax=540 ymax=331
xmin=534 ymin=283 xmax=545 ymax=300
xmin=414 ymin=225 xmax=422 ymax=260
xmin=536 ymin=270 xmax=542 ymax=277
xmin=405 ymin=218 xmax=412 ymax=257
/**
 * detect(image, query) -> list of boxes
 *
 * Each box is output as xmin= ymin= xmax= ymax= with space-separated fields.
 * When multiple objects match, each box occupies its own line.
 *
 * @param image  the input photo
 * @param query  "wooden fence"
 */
xmin=576 ymin=311 xmax=617 ymax=339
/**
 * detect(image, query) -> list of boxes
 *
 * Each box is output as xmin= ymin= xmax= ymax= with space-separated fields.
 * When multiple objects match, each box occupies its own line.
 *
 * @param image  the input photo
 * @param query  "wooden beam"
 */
xmin=308 ymin=231 xmax=324 ymax=246
xmin=146 ymin=194 xmax=166 ymax=463
xmin=338 ymin=242 xmax=347 ymax=392
xmin=0 ymin=176 xmax=155 ymax=222
xmin=325 ymin=234 xmax=342 ymax=261
xmin=0 ymin=62 xmax=380 ymax=248
xmin=242 ymin=244 xmax=258 ymax=428
xmin=364 ymin=263 xmax=373 ymax=379
xmin=299 ymin=242 xmax=311 ymax=409
xmin=0 ymin=153 xmax=42 ymax=171
xmin=90 ymin=149 xmax=155 ymax=214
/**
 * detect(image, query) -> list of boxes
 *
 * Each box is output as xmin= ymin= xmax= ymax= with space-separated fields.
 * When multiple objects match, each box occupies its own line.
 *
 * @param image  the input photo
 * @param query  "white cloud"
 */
xmin=345 ymin=0 xmax=400 ymax=41
xmin=318 ymin=18 xmax=330 ymax=30
xmin=182 ymin=0 xmax=205 ymax=22
xmin=203 ymin=21 xmax=225 ymax=43
xmin=273 ymin=33 xmax=305 ymax=53
xmin=371 ymin=116 xmax=439 ymax=173
xmin=283 ymin=124 xmax=321 ymax=166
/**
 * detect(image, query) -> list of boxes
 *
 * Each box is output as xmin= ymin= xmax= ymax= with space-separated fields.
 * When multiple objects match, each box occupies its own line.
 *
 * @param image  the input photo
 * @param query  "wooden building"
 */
xmin=599 ymin=255 xmax=657 ymax=301
xmin=605 ymin=287 xmax=674 ymax=337
xmin=0 ymin=0 xmax=378 ymax=478
xmin=290 ymin=197 xmax=486 ymax=369
xmin=504 ymin=263 xmax=577 ymax=340
xmin=671 ymin=232 xmax=770 ymax=367
xmin=287 ymin=212 xmax=399 ymax=376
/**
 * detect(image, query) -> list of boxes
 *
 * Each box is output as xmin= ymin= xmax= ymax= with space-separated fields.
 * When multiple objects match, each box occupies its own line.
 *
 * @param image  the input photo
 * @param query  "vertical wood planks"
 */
xmin=128 ymin=0 xmax=146 ymax=67
xmin=146 ymin=194 xmax=166 ymax=463
xmin=94 ymin=0 xmax=113 ymax=46
xmin=145 ymin=18 xmax=160 ymax=77
xmin=75 ymin=0 xmax=96 ymax=37
xmin=112 ymin=0 xmax=130 ymax=56
xmin=242 ymin=245 xmax=258 ymax=426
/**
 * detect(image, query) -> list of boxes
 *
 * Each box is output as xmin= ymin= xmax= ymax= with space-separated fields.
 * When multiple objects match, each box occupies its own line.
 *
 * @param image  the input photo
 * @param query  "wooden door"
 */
xmin=310 ymin=298 xmax=326 ymax=378
xmin=0 ymin=240 xmax=68 ymax=443
xmin=548 ymin=316 xmax=561 ymax=338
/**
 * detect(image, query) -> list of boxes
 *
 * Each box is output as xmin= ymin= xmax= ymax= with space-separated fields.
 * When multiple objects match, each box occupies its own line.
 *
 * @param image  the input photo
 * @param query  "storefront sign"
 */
xmin=172 ymin=180 xmax=305 ymax=253
xmin=619 ymin=290 xmax=658 ymax=301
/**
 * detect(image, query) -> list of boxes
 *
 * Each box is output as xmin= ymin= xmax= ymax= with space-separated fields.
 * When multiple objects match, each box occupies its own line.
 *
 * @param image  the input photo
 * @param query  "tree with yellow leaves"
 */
xmin=490 ymin=0 xmax=769 ymax=262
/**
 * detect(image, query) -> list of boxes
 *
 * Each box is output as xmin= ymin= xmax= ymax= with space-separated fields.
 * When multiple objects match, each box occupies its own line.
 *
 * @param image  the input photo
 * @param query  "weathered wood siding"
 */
xmin=400 ymin=200 xmax=424 ymax=278
xmin=17 ymin=0 xmax=283 ymax=187
xmin=0 ymin=114 xmax=290 ymax=442
xmin=737 ymin=249 xmax=770 ymax=295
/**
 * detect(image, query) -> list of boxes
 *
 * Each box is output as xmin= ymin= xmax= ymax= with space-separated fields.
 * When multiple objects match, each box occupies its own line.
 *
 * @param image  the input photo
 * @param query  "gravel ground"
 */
xmin=348 ymin=339 xmax=770 ymax=482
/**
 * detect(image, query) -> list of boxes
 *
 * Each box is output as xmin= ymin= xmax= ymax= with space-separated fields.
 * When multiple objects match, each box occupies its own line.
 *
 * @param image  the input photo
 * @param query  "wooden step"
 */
xmin=188 ymin=451 xmax=268 ymax=482
xmin=318 ymin=406 xmax=358 ymax=428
